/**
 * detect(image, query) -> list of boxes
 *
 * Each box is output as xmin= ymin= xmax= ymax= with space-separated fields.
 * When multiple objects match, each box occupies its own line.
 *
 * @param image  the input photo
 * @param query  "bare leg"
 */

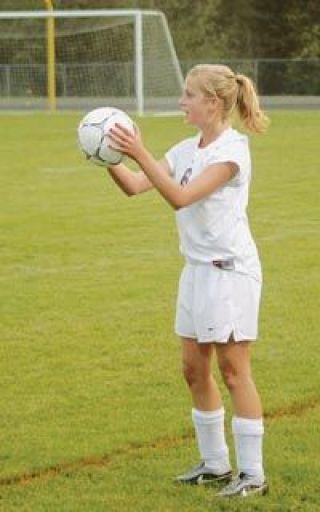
xmin=216 ymin=340 xmax=262 ymax=418
xmin=181 ymin=337 xmax=221 ymax=411
xmin=180 ymin=337 xmax=231 ymax=475
xmin=216 ymin=340 xmax=265 ymax=483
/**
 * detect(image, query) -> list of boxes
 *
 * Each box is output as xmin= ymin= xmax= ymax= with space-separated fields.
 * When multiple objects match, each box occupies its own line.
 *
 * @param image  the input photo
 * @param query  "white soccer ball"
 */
xmin=78 ymin=107 xmax=134 ymax=166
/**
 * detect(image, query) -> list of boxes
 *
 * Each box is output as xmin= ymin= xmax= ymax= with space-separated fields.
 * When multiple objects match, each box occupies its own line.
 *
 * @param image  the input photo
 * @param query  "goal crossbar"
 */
xmin=0 ymin=9 xmax=162 ymax=19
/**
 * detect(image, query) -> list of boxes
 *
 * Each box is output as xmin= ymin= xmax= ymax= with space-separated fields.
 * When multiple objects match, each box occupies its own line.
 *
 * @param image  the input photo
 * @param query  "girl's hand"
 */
xmin=108 ymin=123 xmax=146 ymax=163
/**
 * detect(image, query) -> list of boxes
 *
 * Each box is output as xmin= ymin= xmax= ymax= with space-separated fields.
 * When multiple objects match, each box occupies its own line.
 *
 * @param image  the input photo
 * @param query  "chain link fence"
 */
xmin=181 ymin=59 xmax=320 ymax=95
xmin=0 ymin=58 xmax=319 ymax=110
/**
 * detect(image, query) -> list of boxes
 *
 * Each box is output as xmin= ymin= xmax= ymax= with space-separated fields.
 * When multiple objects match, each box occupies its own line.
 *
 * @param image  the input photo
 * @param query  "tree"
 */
xmin=214 ymin=0 xmax=320 ymax=58
xmin=0 ymin=0 xmax=319 ymax=59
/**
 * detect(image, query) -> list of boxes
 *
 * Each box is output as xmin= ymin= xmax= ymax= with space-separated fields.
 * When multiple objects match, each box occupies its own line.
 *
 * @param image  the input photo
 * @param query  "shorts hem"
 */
xmin=175 ymin=331 xmax=197 ymax=340
xmin=175 ymin=330 xmax=258 ymax=344
xmin=205 ymin=336 xmax=258 ymax=344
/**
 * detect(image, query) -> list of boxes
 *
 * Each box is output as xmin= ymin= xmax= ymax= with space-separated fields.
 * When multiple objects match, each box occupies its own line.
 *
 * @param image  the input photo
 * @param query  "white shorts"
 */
xmin=175 ymin=262 xmax=262 ymax=343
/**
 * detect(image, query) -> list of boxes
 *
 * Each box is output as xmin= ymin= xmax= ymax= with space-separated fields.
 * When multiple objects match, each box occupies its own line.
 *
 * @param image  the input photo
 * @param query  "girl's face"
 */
xmin=179 ymin=78 xmax=216 ymax=128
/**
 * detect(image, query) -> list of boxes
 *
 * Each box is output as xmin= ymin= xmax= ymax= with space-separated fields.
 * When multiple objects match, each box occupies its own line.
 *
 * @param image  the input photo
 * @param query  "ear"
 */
xmin=207 ymin=95 xmax=218 ymax=112
xmin=210 ymin=95 xmax=223 ymax=113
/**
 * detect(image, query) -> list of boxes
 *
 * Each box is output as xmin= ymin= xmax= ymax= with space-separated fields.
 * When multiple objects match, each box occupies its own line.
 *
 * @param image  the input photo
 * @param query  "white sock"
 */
xmin=232 ymin=416 xmax=265 ymax=482
xmin=192 ymin=407 xmax=230 ymax=474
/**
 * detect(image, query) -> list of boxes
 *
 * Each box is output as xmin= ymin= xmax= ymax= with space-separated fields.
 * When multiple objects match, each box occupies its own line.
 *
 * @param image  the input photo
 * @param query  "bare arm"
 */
xmin=107 ymin=158 xmax=170 ymax=196
xmin=135 ymin=150 xmax=236 ymax=209
xmin=109 ymin=125 xmax=237 ymax=209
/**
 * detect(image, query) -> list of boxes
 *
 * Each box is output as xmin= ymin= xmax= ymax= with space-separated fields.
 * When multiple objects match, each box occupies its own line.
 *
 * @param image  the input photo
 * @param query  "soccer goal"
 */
xmin=0 ymin=9 xmax=184 ymax=115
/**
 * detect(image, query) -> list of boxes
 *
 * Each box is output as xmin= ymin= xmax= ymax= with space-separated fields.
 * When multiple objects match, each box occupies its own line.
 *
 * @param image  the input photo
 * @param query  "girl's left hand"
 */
xmin=108 ymin=123 xmax=145 ymax=163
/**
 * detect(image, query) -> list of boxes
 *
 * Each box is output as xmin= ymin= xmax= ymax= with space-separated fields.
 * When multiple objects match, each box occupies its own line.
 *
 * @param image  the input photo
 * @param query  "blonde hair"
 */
xmin=186 ymin=64 xmax=269 ymax=133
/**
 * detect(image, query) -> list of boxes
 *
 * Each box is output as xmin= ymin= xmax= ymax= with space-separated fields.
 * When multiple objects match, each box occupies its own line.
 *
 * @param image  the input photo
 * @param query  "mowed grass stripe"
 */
xmin=0 ymin=398 xmax=319 ymax=489
xmin=0 ymin=407 xmax=319 ymax=511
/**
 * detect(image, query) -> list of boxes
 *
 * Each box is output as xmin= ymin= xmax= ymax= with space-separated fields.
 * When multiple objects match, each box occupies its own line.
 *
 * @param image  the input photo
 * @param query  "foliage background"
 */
xmin=0 ymin=0 xmax=319 ymax=60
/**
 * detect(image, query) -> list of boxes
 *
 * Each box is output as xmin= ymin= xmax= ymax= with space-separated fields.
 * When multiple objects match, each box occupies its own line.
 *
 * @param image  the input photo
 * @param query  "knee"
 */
xmin=219 ymin=361 xmax=246 ymax=392
xmin=182 ymin=360 xmax=209 ymax=389
xmin=182 ymin=360 xmax=198 ymax=388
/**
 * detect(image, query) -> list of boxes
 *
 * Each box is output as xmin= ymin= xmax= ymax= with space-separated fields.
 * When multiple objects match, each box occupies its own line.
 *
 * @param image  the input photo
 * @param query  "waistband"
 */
xmin=185 ymin=257 xmax=235 ymax=271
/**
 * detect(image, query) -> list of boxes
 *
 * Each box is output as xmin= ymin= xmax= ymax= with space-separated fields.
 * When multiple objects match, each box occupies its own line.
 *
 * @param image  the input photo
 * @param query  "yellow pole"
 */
xmin=44 ymin=0 xmax=56 ymax=111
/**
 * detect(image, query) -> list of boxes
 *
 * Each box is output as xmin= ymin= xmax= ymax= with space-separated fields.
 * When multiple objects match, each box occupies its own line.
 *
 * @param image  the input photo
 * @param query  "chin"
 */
xmin=183 ymin=113 xmax=195 ymax=126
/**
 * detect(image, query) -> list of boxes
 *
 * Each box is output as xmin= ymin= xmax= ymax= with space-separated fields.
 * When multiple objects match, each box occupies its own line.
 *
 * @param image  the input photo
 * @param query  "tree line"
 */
xmin=0 ymin=0 xmax=319 ymax=60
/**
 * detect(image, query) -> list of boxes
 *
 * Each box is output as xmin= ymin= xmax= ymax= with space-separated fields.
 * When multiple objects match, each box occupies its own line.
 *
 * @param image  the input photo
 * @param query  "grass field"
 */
xmin=0 ymin=111 xmax=319 ymax=511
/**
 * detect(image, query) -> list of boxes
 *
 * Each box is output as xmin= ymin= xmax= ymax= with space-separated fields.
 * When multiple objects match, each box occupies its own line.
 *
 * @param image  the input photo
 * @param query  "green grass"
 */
xmin=0 ymin=111 xmax=319 ymax=511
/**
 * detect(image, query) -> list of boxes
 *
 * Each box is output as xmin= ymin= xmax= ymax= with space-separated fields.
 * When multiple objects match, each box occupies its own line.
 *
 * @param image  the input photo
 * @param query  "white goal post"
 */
xmin=0 ymin=9 xmax=184 ymax=115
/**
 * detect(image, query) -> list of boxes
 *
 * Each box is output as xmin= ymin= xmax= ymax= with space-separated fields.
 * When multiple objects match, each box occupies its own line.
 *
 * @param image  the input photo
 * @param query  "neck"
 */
xmin=199 ymin=120 xmax=231 ymax=148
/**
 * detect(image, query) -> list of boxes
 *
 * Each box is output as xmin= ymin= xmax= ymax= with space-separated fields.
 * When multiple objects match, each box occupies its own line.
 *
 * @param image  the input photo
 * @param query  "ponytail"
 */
xmin=186 ymin=64 xmax=269 ymax=134
xmin=236 ymin=74 xmax=269 ymax=133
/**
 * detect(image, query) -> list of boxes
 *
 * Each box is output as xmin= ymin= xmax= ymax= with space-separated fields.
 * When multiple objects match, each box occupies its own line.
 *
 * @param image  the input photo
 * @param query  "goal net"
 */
xmin=0 ymin=9 xmax=184 ymax=114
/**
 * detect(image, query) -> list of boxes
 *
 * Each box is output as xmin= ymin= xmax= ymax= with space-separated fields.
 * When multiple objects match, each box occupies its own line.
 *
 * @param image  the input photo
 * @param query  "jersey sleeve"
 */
xmin=205 ymin=138 xmax=250 ymax=184
xmin=165 ymin=138 xmax=192 ymax=178
xmin=164 ymin=143 xmax=180 ymax=178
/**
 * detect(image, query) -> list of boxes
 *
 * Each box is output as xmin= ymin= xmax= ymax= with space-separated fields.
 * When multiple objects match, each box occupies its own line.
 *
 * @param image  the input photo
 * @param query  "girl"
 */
xmin=107 ymin=64 xmax=269 ymax=498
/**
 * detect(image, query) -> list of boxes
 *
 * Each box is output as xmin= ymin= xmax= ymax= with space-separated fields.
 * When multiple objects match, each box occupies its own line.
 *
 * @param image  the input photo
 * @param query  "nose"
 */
xmin=179 ymin=95 xmax=186 ymax=108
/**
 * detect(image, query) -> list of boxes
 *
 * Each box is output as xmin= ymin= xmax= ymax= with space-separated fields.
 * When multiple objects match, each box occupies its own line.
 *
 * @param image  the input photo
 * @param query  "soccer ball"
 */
xmin=78 ymin=107 xmax=134 ymax=166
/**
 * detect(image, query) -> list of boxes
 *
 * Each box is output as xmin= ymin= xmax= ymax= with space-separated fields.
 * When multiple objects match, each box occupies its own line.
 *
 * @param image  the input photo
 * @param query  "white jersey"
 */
xmin=165 ymin=127 xmax=262 ymax=282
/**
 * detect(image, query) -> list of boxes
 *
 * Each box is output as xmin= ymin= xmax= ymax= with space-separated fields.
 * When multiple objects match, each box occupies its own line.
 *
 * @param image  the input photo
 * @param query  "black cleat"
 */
xmin=176 ymin=462 xmax=232 ymax=485
xmin=217 ymin=472 xmax=269 ymax=497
